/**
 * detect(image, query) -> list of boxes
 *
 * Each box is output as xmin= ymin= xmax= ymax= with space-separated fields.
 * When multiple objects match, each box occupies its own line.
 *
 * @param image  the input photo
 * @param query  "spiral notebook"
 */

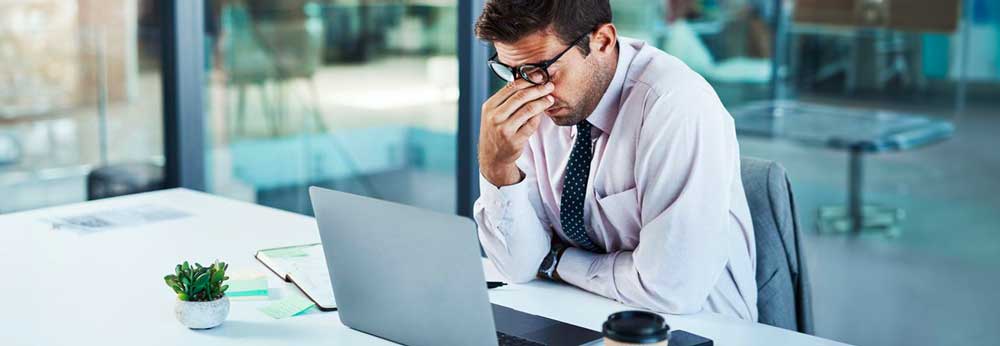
xmin=255 ymin=243 xmax=337 ymax=311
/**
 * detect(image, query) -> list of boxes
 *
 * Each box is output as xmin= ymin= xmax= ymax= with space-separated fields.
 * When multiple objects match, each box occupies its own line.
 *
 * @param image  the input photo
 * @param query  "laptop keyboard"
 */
xmin=497 ymin=332 xmax=546 ymax=346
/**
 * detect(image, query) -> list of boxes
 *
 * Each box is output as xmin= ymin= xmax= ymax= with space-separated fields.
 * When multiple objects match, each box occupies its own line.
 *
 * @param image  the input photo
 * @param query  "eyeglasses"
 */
xmin=487 ymin=33 xmax=588 ymax=85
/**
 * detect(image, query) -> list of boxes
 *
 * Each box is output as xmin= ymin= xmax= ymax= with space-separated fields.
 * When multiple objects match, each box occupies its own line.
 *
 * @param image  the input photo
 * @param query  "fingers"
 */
xmin=500 ymin=95 xmax=552 ymax=140
xmin=514 ymin=111 xmax=543 ymax=139
xmin=483 ymin=78 xmax=534 ymax=111
xmin=493 ymin=82 xmax=554 ymax=124
xmin=505 ymin=95 xmax=553 ymax=130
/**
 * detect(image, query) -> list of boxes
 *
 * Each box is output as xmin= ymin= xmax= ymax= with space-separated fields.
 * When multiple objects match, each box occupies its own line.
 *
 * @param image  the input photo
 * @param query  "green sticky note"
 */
xmin=226 ymin=277 xmax=269 ymax=298
xmin=259 ymin=294 xmax=315 ymax=319
xmin=295 ymin=305 xmax=320 ymax=317
xmin=261 ymin=247 xmax=309 ymax=258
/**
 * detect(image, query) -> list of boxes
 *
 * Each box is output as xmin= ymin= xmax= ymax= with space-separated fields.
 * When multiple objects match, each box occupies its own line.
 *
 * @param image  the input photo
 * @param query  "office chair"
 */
xmin=740 ymin=157 xmax=814 ymax=334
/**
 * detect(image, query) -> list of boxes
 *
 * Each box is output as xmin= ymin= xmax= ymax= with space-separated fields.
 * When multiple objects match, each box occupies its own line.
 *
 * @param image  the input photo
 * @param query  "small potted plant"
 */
xmin=165 ymin=261 xmax=230 ymax=329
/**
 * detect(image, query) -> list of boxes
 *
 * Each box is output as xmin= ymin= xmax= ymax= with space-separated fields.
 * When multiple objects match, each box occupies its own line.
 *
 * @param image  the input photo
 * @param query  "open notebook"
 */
xmin=255 ymin=243 xmax=337 ymax=311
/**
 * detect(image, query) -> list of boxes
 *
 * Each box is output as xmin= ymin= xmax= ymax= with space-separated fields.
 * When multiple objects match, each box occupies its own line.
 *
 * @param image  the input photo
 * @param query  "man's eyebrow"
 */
xmin=497 ymin=50 xmax=541 ymax=65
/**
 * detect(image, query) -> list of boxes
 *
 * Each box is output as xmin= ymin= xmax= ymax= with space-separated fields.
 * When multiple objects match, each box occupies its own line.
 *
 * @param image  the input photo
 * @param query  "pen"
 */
xmin=487 ymin=281 xmax=507 ymax=289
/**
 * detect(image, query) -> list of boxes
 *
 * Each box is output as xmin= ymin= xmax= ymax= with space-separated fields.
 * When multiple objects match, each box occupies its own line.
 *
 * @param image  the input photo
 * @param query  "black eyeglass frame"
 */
xmin=487 ymin=33 xmax=589 ymax=85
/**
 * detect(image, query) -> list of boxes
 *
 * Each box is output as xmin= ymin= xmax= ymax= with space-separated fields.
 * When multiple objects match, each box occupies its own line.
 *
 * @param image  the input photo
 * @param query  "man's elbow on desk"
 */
xmin=502 ymin=268 xmax=540 ymax=284
xmin=599 ymin=285 xmax=707 ymax=316
xmin=624 ymin=273 xmax=716 ymax=316
xmin=646 ymin=294 xmax=707 ymax=316
xmin=556 ymin=251 xmax=711 ymax=316
xmin=492 ymin=258 xmax=541 ymax=284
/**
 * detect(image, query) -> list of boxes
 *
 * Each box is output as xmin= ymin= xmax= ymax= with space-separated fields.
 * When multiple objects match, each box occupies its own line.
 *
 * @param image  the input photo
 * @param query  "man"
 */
xmin=472 ymin=0 xmax=758 ymax=321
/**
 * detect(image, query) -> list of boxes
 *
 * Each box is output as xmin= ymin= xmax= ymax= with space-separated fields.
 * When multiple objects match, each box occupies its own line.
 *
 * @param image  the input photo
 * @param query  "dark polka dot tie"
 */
xmin=559 ymin=121 xmax=601 ymax=253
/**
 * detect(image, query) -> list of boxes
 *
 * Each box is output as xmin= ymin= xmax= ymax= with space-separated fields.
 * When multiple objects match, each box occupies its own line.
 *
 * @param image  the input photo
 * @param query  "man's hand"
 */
xmin=479 ymin=78 xmax=555 ymax=187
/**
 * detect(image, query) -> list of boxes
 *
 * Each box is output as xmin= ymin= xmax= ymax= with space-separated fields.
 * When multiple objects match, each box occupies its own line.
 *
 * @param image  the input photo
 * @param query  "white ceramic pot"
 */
xmin=174 ymin=296 xmax=230 ymax=329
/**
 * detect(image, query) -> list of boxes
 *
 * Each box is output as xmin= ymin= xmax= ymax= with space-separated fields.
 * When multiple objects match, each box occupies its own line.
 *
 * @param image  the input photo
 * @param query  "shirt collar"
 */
xmin=585 ymin=38 xmax=637 ymax=134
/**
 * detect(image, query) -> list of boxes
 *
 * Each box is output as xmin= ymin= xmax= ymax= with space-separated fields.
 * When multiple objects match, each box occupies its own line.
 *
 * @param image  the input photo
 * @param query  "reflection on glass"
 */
xmin=788 ymin=0 xmax=966 ymax=103
xmin=205 ymin=0 xmax=458 ymax=215
xmin=609 ymin=1 xmax=1000 ymax=108
xmin=0 ymin=0 xmax=163 ymax=212
xmin=611 ymin=0 xmax=775 ymax=107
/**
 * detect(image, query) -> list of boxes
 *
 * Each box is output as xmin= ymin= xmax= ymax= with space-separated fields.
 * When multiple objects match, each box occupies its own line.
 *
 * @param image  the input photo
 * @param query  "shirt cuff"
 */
xmin=557 ymin=247 xmax=621 ymax=301
xmin=478 ymin=173 xmax=529 ymax=232
xmin=556 ymin=247 xmax=593 ymax=286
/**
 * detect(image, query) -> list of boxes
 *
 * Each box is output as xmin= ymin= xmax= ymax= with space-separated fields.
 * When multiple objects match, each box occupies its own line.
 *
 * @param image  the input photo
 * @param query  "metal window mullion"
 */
xmin=162 ymin=0 xmax=206 ymax=191
xmin=457 ymin=0 xmax=489 ymax=217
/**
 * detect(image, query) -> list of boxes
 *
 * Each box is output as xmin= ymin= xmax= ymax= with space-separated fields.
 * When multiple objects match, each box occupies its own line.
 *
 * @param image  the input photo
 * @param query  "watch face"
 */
xmin=539 ymin=252 xmax=555 ymax=273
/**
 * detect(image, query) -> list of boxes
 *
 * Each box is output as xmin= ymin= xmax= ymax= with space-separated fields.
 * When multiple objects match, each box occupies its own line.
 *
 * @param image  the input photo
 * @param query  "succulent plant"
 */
xmin=164 ymin=261 xmax=229 ymax=302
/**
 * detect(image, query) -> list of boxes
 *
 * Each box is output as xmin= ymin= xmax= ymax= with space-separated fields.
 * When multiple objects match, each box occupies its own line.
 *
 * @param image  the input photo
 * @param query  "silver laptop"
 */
xmin=309 ymin=186 xmax=603 ymax=346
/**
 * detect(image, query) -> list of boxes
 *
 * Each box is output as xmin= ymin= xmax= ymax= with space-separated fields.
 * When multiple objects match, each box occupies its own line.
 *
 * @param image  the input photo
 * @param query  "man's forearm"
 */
xmin=474 ymin=173 xmax=552 ymax=283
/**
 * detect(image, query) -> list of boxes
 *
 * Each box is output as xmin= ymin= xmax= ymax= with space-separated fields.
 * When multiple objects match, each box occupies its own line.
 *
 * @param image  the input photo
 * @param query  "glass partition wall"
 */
xmin=0 ymin=0 xmax=164 ymax=212
xmin=612 ymin=0 xmax=776 ymax=108
xmin=613 ymin=1 xmax=1000 ymax=345
xmin=203 ymin=0 xmax=459 ymax=215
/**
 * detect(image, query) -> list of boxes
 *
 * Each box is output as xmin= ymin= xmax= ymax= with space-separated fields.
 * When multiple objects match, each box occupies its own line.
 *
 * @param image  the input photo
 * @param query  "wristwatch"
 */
xmin=537 ymin=241 xmax=568 ymax=281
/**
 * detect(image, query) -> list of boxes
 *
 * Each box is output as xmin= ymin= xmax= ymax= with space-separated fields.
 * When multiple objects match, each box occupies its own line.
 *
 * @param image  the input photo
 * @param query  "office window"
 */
xmin=0 ymin=0 xmax=164 ymax=212
xmin=611 ymin=0 xmax=776 ymax=108
xmin=203 ymin=0 xmax=459 ymax=215
xmin=615 ymin=2 xmax=1000 ymax=345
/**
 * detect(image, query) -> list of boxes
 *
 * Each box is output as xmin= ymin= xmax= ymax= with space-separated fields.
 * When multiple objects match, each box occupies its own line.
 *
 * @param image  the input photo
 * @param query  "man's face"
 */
xmin=494 ymin=30 xmax=613 ymax=127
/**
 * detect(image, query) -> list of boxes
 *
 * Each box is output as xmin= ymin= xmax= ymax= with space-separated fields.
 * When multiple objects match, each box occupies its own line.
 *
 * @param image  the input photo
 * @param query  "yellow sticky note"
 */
xmin=258 ymin=294 xmax=315 ymax=319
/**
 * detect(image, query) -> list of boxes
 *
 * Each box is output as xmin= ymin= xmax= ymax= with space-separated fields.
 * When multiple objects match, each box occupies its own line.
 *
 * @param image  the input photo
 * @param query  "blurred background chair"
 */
xmin=86 ymin=161 xmax=164 ymax=201
xmin=220 ymin=0 xmax=327 ymax=138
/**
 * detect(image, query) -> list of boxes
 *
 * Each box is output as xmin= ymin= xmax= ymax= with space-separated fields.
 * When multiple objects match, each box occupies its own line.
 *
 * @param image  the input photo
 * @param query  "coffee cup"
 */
xmin=602 ymin=310 xmax=671 ymax=346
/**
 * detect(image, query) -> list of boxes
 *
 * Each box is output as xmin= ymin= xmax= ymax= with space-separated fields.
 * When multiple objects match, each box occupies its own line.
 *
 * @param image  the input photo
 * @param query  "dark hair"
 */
xmin=475 ymin=0 xmax=612 ymax=56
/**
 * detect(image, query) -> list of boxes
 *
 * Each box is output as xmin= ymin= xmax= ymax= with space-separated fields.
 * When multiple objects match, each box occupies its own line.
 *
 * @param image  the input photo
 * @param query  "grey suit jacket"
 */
xmin=741 ymin=158 xmax=814 ymax=334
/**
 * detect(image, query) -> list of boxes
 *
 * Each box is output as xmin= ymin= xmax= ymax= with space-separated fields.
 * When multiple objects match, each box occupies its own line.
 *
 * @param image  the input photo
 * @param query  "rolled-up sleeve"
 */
xmin=473 ymin=145 xmax=552 ymax=283
xmin=557 ymin=87 xmax=738 ymax=314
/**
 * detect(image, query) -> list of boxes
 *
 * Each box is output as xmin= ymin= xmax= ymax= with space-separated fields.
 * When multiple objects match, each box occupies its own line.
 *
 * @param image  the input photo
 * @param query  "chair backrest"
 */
xmin=740 ymin=157 xmax=814 ymax=334
xmin=86 ymin=162 xmax=164 ymax=201
xmin=220 ymin=3 xmax=324 ymax=83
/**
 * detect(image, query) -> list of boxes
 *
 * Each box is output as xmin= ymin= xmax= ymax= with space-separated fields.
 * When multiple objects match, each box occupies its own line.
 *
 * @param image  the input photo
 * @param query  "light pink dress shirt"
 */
xmin=474 ymin=37 xmax=758 ymax=321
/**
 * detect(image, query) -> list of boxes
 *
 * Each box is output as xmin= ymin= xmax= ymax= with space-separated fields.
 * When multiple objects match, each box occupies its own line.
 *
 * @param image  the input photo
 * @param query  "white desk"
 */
xmin=0 ymin=189 xmax=848 ymax=346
